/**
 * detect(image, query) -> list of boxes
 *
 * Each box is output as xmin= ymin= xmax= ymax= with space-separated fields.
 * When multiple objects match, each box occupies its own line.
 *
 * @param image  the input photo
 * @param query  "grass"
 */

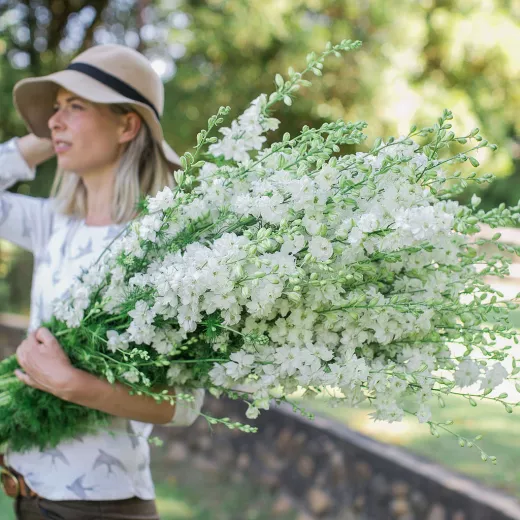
xmin=296 ymin=393 xmax=520 ymax=497
xmin=151 ymin=461 xmax=296 ymax=520
xmin=0 ymin=492 xmax=12 ymax=519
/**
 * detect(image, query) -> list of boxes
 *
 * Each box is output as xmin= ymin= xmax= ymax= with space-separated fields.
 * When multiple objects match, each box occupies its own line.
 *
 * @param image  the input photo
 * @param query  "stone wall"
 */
xmin=158 ymin=395 xmax=520 ymax=520
xmin=1 ymin=316 xmax=520 ymax=520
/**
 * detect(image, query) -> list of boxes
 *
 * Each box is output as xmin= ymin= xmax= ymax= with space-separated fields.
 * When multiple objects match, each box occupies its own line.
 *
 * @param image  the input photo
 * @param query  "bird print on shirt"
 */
xmin=51 ymin=269 xmax=60 ymax=286
xmin=104 ymin=226 xmax=121 ymax=241
xmin=92 ymin=449 xmax=127 ymax=475
xmin=66 ymin=475 xmax=96 ymax=499
xmin=70 ymin=237 xmax=93 ymax=261
xmin=59 ymin=219 xmax=78 ymax=262
xmin=22 ymin=471 xmax=44 ymax=489
xmin=59 ymin=289 xmax=71 ymax=301
xmin=126 ymin=421 xmax=140 ymax=450
xmin=0 ymin=198 xmax=12 ymax=226
xmin=59 ymin=239 xmax=67 ymax=261
xmin=40 ymin=447 xmax=69 ymax=466
xmin=35 ymin=291 xmax=46 ymax=326
xmin=21 ymin=210 xmax=31 ymax=239
xmin=35 ymin=250 xmax=52 ymax=268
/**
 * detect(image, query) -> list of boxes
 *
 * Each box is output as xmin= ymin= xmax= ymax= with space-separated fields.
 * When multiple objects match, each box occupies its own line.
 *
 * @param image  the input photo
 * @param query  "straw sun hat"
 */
xmin=12 ymin=44 xmax=181 ymax=169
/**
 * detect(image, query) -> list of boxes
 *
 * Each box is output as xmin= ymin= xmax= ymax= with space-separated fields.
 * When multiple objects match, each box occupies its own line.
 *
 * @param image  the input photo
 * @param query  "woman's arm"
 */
xmin=60 ymin=369 xmax=177 ymax=425
xmin=15 ymin=328 xmax=188 ymax=425
xmin=0 ymin=136 xmax=55 ymax=252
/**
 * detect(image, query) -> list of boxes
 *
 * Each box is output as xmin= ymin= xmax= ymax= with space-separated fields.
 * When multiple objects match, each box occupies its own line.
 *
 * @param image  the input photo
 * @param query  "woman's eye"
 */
xmin=51 ymin=104 xmax=84 ymax=112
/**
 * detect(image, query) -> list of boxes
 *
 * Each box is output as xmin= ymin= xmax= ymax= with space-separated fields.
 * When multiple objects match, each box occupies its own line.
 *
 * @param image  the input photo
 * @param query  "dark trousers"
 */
xmin=14 ymin=495 xmax=160 ymax=520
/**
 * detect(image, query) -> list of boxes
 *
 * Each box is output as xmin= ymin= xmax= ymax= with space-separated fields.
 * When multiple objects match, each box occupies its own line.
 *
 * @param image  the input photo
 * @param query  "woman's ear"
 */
xmin=118 ymin=112 xmax=142 ymax=144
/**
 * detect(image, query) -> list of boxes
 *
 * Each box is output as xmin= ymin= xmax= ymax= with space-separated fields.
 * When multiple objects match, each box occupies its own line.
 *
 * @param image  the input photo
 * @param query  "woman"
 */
xmin=0 ymin=44 xmax=205 ymax=519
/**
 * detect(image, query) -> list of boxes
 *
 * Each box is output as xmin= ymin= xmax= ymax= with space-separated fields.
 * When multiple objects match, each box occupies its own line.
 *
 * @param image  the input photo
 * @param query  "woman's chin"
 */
xmin=57 ymin=158 xmax=78 ymax=171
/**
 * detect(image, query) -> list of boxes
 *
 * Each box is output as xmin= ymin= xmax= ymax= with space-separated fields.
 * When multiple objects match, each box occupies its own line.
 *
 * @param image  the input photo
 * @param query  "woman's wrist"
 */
xmin=55 ymin=367 xmax=87 ymax=402
xmin=16 ymin=134 xmax=55 ymax=169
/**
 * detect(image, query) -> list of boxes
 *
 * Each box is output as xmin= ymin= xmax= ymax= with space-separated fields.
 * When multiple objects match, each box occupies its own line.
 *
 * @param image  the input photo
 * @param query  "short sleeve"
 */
xmin=168 ymin=387 xmax=205 ymax=427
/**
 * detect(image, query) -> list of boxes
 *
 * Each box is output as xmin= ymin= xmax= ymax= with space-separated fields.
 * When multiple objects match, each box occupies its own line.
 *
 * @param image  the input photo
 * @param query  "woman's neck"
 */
xmin=81 ymin=170 xmax=116 ymax=226
xmin=84 ymin=214 xmax=113 ymax=226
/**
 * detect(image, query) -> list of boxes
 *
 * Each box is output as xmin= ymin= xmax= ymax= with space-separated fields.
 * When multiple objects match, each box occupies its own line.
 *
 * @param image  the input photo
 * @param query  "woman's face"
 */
xmin=48 ymin=87 xmax=139 ymax=176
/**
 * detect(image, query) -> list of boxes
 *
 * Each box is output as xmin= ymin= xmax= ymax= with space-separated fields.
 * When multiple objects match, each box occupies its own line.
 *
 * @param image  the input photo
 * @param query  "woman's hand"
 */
xmin=16 ymin=134 xmax=55 ymax=169
xmin=15 ymin=328 xmax=179 ymax=423
xmin=15 ymin=327 xmax=78 ymax=399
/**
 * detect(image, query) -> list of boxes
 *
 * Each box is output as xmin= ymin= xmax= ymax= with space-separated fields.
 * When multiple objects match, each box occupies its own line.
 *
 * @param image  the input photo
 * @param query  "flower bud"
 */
xmin=287 ymin=292 xmax=301 ymax=303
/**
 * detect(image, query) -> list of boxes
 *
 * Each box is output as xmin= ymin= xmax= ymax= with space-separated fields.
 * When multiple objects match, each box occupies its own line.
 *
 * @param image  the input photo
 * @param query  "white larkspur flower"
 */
xmin=106 ymin=330 xmax=130 ymax=353
xmin=136 ymin=214 xmax=163 ymax=243
xmin=122 ymin=369 xmax=140 ymax=384
xmin=47 ymin=88 xmax=518 ymax=442
xmin=454 ymin=359 xmax=481 ymax=388
xmin=167 ymin=364 xmax=190 ymax=385
xmin=417 ymin=403 xmax=432 ymax=424
xmin=309 ymin=236 xmax=333 ymax=261
xmin=480 ymin=363 xmax=508 ymax=391
xmin=148 ymin=186 xmax=175 ymax=213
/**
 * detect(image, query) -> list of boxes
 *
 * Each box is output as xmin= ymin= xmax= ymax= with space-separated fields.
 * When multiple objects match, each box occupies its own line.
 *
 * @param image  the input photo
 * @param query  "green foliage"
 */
xmin=1 ymin=0 xmax=520 ymax=192
xmin=0 ymin=374 xmax=109 ymax=452
xmin=0 ymin=325 xmax=109 ymax=452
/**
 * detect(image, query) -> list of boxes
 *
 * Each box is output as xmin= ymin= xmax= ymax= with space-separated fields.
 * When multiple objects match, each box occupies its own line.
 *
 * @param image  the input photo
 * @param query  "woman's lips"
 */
xmin=54 ymin=141 xmax=72 ymax=154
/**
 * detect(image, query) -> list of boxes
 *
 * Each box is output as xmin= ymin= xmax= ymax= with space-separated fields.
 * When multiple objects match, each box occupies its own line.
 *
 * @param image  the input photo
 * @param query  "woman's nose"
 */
xmin=48 ymin=109 xmax=66 ymax=131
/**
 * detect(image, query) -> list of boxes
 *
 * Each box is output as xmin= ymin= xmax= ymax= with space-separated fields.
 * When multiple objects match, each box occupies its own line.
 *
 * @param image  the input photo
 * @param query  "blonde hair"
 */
xmin=50 ymin=103 xmax=174 ymax=224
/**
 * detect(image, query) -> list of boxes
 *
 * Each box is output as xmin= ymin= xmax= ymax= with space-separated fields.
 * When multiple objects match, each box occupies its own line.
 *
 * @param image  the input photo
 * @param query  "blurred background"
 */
xmin=1 ymin=1 xmax=520 ymax=518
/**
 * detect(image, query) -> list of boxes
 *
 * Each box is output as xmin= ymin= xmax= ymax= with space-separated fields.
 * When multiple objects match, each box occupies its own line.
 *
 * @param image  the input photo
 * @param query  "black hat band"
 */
xmin=66 ymin=62 xmax=161 ymax=121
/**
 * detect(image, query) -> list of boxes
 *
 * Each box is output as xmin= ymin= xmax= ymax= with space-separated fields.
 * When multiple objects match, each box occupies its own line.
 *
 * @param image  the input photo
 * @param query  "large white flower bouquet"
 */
xmin=1 ymin=40 xmax=519 ymax=462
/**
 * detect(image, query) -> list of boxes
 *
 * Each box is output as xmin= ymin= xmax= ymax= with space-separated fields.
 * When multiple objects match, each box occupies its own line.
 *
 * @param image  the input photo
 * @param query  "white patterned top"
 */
xmin=0 ymin=137 xmax=205 ymax=501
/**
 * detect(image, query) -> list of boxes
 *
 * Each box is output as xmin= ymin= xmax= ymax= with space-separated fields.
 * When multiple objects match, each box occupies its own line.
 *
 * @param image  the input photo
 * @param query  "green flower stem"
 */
xmin=84 ymin=350 xmax=159 ymax=371
xmin=168 ymin=358 xmax=227 ymax=364
xmin=0 ymin=376 xmax=19 ymax=391
xmin=103 ymin=314 xmax=128 ymax=325
xmin=417 ymin=143 xmax=485 ymax=181
xmin=317 ymin=301 xmax=448 ymax=314
xmin=0 ymin=393 xmax=12 ymax=407
xmin=263 ymin=40 xmax=361 ymax=113
xmin=433 ymin=389 xmax=518 ymax=408
xmin=54 ymin=329 xmax=71 ymax=338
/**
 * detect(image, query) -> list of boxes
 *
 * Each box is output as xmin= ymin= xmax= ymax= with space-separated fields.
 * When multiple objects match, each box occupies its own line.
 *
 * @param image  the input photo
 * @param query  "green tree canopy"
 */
xmin=1 ymin=0 xmax=520 ymax=312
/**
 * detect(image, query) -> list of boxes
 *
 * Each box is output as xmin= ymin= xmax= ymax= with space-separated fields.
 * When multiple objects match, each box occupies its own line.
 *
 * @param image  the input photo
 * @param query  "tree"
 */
xmin=1 ymin=0 xmax=520 ymax=313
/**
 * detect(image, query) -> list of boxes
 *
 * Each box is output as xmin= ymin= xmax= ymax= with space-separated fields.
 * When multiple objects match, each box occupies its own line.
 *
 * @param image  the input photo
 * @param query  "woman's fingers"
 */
xmin=13 ymin=328 xmax=72 ymax=395
xmin=35 ymin=327 xmax=56 ymax=347
xmin=14 ymin=369 xmax=36 ymax=388
xmin=16 ymin=332 xmax=42 ymax=374
xmin=16 ymin=341 xmax=28 ymax=368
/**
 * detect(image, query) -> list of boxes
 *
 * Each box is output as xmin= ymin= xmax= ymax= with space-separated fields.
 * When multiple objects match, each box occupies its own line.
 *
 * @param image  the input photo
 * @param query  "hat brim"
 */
xmin=161 ymin=140 xmax=181 ymax=170
xmin=13 ymin=70 xmax=181 ymax=169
